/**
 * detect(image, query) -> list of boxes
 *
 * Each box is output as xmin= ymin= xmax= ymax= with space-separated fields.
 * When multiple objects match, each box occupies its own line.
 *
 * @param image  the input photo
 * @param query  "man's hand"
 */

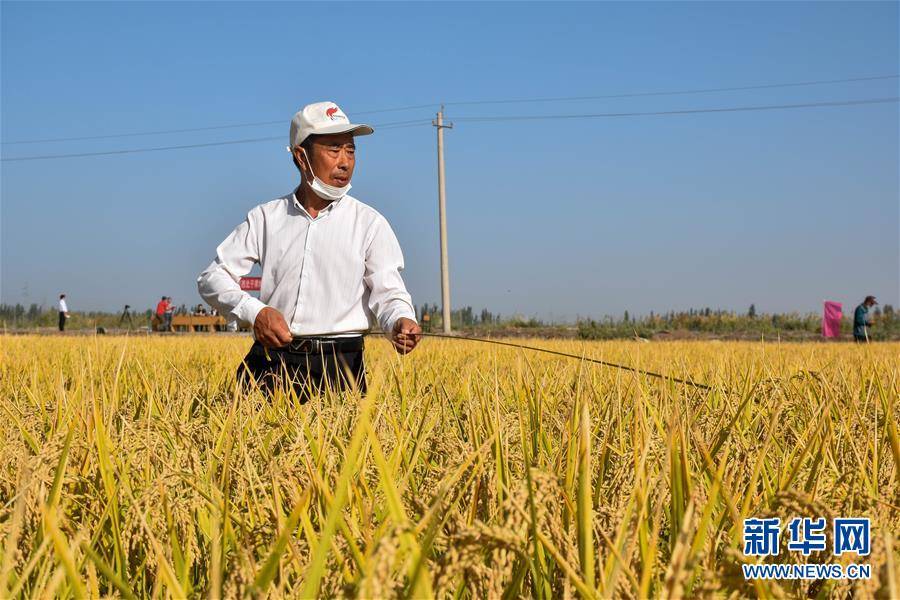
xmin=254 ymin=307 xmax=293 ymax=348
xmin=391 ymin=317 xmax=422 ymax=354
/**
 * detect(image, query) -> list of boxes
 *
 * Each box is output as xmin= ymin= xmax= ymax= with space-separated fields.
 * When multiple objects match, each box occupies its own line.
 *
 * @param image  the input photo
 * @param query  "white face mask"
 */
xmin=300 ymin=149 xmax=351 ymax=201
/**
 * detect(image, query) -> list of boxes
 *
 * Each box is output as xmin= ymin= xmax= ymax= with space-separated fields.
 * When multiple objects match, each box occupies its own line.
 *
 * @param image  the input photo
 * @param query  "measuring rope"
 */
xmin=365 ymin=331 xmax=715 ymax=391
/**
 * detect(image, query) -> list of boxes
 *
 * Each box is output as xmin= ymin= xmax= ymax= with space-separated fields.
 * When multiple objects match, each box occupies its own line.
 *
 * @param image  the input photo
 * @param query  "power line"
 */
xmin=451 ymin=97 xmax=899 ymax=123
xmin=1 ymin=120 xmax=433 ymax=162
xmin=0 ymin=104 xmax=441 ymax=146
xmin=444 ymin=74 xmax=899 ymax=107
xmin=3 ymin=136 xmax=283 ymax=161
xmin=3 ymin=74 xmax=895 ymax=145
xmin=3 ymin=120 xmax=286 ymax=145
xmin=3 ymin=97 xmax=896 ymax=162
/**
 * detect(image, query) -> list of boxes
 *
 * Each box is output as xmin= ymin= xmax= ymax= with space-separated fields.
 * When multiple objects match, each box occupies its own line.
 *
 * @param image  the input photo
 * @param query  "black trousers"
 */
xmin=236 ymin=341 xmax=366 ymax=402
xmin=58 ymin=312 xmax=66 ymax=331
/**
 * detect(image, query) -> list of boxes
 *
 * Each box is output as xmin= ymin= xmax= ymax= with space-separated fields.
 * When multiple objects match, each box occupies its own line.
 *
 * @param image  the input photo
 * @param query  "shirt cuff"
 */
xmin=233 ymin=296 xmax=268 ymax=328
xmin=384 ymin=305 xmax=417 ymax=338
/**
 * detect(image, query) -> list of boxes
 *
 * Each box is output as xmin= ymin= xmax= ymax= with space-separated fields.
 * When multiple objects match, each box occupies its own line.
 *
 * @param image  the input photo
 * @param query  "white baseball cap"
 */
xmin=289 ymin=101 xmax=374 ymax=149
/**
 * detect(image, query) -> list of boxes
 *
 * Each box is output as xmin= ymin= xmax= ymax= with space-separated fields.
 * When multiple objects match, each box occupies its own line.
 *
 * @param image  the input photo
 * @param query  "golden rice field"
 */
xmin=1 ymin=335 xmax=898 ymax=599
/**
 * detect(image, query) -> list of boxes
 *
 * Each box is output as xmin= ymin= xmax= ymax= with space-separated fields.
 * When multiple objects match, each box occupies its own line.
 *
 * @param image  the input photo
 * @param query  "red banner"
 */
xmin=240 ymin=277 xmax=261 ymax=291
xmin=822 ymin=300 xmax=842 ymax=338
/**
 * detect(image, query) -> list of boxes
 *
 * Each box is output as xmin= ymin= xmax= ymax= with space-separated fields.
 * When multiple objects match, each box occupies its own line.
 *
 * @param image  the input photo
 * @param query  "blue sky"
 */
xmin=2 ymin=1 xmax=898 ymax=321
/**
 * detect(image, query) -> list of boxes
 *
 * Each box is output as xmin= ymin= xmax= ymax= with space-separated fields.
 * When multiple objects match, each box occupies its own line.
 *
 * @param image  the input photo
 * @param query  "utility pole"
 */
xmin=433 ymin=106 xmax=453 ymax=333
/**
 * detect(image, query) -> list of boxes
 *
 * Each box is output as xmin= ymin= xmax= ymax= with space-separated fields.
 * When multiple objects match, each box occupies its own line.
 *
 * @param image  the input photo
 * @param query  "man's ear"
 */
xmin=293 ymin=147 xmax=309 ymax=176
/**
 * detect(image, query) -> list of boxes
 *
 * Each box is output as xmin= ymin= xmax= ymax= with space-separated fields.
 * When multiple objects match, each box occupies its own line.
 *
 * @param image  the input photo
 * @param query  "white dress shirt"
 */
xmin=197 ymin=190 xmax=416 ymax=339
xmin=58 ymin=299 xmax=68 ymax=313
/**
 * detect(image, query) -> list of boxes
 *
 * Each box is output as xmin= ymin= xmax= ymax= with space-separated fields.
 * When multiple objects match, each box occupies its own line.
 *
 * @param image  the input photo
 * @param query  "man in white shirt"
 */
xmin=198 ymin=101 xmax=422 ymax=400
xmin=58 ymin=294 xmax=69 ymax=332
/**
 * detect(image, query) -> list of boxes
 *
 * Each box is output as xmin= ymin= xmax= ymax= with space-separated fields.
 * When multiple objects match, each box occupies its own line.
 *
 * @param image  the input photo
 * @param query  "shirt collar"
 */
xmin=291 ymin=189 xmax=345 ymax=218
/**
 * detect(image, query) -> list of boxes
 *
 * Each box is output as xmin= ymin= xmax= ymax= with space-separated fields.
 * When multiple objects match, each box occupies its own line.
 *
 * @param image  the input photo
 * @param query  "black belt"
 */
xmin=252 ymin=335 xmax=365 ymax=356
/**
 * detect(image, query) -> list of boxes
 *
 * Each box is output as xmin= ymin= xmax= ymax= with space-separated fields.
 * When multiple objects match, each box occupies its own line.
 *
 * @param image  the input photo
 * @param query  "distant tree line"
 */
xmin=416 ymin=303 xmax=505 ymax=329
xmin=416 ymin=303 xmax=550 ymax=329
xmin=0 ymin=303 xmax=153 ymax=330
xmin=577 ymin=304 xmax=898 ymax=340
xmin=3 ymin=301 xmax=897 ymax=339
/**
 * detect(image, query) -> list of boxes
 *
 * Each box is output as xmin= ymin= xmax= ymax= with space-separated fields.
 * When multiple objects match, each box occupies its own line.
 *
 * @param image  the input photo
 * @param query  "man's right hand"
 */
xmin=254 ymin=307 xmax=293 ymax=348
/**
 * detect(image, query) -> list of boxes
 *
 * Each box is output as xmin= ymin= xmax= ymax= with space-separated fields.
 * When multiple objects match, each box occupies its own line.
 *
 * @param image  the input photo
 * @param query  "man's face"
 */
xmin=294 ymin=133 xmax=356 ymax=187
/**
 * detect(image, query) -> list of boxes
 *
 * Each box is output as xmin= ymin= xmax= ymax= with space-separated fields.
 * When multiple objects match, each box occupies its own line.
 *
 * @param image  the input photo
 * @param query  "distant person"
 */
xmin=164 ymin=297 xmax=175 ymax=331
xmin=58 ymin=294 xmax=69 ymax=332
xmin=155 ymin=296 xmax=168 ymax=331
xmin=853 ymin=295 xmax=877 ymax=343
xmin=198 ymin=101 xmax=420 ymax=401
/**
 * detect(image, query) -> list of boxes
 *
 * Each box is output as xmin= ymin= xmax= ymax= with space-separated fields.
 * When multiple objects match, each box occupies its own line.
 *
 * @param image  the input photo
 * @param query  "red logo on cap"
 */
xmin=326 ymin=107 xmax=339 ymax=120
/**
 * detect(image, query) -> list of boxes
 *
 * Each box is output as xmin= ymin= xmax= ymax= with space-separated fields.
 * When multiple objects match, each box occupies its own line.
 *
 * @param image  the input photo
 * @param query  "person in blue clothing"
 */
xmin=853 ymin=295 xmax=877 ymax=342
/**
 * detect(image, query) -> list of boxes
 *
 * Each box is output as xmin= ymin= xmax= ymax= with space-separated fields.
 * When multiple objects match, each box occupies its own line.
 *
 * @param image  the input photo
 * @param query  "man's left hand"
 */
xmin=391 ymin=317 xmax=422 ymax=354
